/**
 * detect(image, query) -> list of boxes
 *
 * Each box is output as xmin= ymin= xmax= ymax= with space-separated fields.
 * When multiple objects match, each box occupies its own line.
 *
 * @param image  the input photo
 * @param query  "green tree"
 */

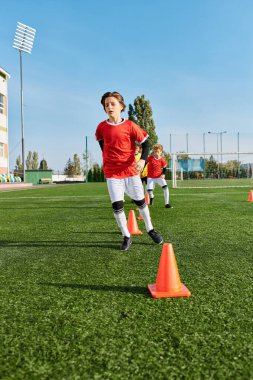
xmin=39 ymin=159 xmax=48 ymax=170
xmin=100 ymin=166 xmax=105 ymax=182
xmin=249 ymin=164 xmax=252 ymax=178
xmin=15 ymin=155 xmax=23 ymax=172
xmin=163 ymin=151 xmax=171 ymax=180
xmin=177 ymin=152 xmax=190 ymax=161
xmin=87 ymin=163 xmax=105 ymax=182
xmin=26 ymin=151 xmax=33 ymax=170
xmin=64 ymin=154 xmax=82 ymax=176
xmin=128 ymin=95 xmax=158 ymax=147
xmin=73 ymin=154 xmax=82 ymax=175
xmin=87 ymin=169 xmax=93 ymax=182
xmin=32 ymin=151 xmax=39 ymax=169
xmin=83 ymin=151 xmax=95 ymax=175
xmin=204 ymin=155 xmax=218 ymax=178
xmin=223 ymin=160 xmax=241 ymax=178
xmin=64 ymin=158 xmax=75 ymax=176
xmin=92 ymin=163 xmax=100 ymax=182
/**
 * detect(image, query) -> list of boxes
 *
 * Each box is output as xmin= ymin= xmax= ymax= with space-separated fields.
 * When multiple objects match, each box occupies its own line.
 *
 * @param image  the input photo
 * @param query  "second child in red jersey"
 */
xmin=95 ymin=91 xmax=163 ymax=251
xmin=147 ymin=144 xmax=173 ymax=208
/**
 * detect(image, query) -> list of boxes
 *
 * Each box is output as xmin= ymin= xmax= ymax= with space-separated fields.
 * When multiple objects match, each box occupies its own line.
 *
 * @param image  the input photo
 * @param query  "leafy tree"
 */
xmin=163 ymin=151 xmax=171 ymax=163
xmin=86 ymin=164 xmax=105 ymax=182
xmin=39 ymin=159 xmax=48 ymax=170
xmin=74 ymin=154 xmax=82 ymax=175
xmin=224 ymin=160 xmax=240 ymax=172
xmin=64 ymin=158 xmax=75 ymax=176
xmin=223 ymin=159 xmax=244 ymax=178
xmin=203 ymin=155 xmax=219 ymax=178
xmin=177 ymin=152 xmax=190 ymax=161
xmin=83 ymin=151 xmax=95 ymax=175
xmin=26 ymin=151 xmax=33 ymax=170
xmin=15 ymin=155 xmax=23 ymax=172
xmin=101 ymin=167 xmax=105 ymax=182
xmin=87 ymin=169 xmax=93 ymax=182
xmin=249 ymin=164 xmax=252 ymax=178
xmin=162 ymin=151 xmax=171 ymax=180
xmin=32 ymin=151 xmax=39 ymax=169
xmin=64 ymin=154 xmax=82 ymax=176
xmin=92 ymin=163 xmax=100 ymax=182
xmin=128 ymin=95 xmax=158 ymax=147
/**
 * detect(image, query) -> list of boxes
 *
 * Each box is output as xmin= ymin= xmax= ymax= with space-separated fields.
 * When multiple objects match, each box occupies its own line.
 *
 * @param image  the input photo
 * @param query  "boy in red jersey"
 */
xmin=147 ymin=144 xmax=173 ymax=208
xmin=95 ymin=91 xmax=163 ymax=251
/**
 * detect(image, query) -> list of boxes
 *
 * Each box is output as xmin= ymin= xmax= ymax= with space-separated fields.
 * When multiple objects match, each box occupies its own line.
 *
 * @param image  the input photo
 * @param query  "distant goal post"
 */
xmin=171 ymin=152 xmax=253 ymax=188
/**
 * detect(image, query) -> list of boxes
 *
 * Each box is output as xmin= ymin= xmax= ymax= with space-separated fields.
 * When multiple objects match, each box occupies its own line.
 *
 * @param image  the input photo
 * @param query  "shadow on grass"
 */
xmin=72 ymin=231 xmax=120 ymax=234
xmin=0 ymin=240 xmax=119 ymax=250
xmin=0 ymin=238 xmax=162 ymax=250
xmin=40 ymin=282 xmax=149 ymax=296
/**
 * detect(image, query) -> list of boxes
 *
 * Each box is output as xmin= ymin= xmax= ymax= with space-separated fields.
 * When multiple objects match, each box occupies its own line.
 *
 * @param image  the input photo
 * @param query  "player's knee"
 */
xmin=112 ymin=200 xmax=124 ymax=213
xmin=133 ymin=198 xmax=145 ymax=208
xmin=162 ymin=185 xmax=168 ymax=189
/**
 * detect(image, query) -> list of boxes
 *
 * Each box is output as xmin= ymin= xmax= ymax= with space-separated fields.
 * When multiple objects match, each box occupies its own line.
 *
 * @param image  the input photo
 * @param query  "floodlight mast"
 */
xmin=13 ymin=22 xmax=36 ymax=182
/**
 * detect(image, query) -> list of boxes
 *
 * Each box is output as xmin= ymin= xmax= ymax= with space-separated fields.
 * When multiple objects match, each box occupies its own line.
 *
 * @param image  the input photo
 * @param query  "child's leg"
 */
xmin=113 ymin=201 xmax=130 ymax=237
xmin=107 ymin=178 xmax=130 ymax=237
xmin=147 ymin=178 xmax=155 ymax=205
xmin=126 ymin=176 xmax=153 ymax=232
xmin=126 ymin=176 xmax=163 ymax=244
xmin=162 ymin=185 xmax=169 ymax=205
xmin=156 ymin=178 xmax=169 ymax=205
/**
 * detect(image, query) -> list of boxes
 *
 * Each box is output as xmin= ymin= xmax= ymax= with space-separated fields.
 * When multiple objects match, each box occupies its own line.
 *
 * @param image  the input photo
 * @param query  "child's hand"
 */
xmin=161 ymin=174 xmax=165 ymax=179
xmin=135 ymin=159 xmax=145 ymax=173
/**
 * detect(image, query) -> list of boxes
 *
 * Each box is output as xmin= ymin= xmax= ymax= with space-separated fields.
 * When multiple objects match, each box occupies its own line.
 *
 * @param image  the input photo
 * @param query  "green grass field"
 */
xmin=0 ymin=183 xmax=253 ymax=379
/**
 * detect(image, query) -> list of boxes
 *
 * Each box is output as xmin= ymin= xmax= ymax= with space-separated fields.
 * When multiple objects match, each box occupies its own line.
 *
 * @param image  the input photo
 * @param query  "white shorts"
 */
xmin=147 ymin=177 xmax=167 ymax=190
xmin=107 ymin=176 xmax=144 ymax=203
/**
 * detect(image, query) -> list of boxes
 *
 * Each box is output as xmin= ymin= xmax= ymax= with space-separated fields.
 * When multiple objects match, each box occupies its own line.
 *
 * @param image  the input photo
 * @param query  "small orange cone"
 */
xmin=127 ymin=210 xmax=142 ymax=235
xmin=145 ymin=192 xmax=150 ymax=205
xmin=248 ymin=190 xmax=253 ymax=202
xmin=148 ymin=243 xmax=191 ymax=298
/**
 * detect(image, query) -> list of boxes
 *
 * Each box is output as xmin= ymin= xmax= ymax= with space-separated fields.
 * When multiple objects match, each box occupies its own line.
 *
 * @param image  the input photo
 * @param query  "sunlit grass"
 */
xmin=0 ymin=183 xmax=252 ymax=379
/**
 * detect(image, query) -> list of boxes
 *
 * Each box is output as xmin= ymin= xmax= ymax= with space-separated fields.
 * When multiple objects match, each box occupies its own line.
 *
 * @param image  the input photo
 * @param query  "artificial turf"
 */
xmin=0 ymin=183 xmax=252 ymax=379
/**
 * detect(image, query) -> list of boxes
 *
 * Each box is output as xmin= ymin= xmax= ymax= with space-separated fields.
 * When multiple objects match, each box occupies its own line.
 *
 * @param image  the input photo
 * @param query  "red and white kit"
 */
xmin=147 ymin=155 xmax=167 ymax=189
xmin=95 ymin=118 xmax=148 ymax=202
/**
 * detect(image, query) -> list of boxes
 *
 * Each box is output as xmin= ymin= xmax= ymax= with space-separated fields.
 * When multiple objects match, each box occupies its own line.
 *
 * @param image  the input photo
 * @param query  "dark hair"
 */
xmin=101 ymin=91 xmax=126 ymax=112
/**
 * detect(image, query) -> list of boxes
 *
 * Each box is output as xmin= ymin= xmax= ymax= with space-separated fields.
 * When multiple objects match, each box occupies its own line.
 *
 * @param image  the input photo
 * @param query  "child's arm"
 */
xmin=161 ymin=166 xmax=166 ymax=179
xmin=98 ymin=140 xmax=104 ymax=152
xmin=135 ymin=138 xmax=149 ymax=172
xmin=160 ymin=158 xmax=167 ymax=179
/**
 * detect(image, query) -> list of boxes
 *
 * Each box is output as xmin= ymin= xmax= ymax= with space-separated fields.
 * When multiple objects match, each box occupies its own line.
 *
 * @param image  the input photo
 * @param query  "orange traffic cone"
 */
xmin=148 ymin=243 xmax=191 ymax=298
xmin=248 ymin=190 xmax=253 ymax=202
xmin=127 ymin=210 xmax=142 ymax=235
xmin=145 ymin=192 xmax=150 ymax=205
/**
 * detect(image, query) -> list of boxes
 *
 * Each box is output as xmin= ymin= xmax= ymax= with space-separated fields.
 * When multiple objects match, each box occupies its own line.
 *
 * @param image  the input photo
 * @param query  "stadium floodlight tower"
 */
xmin=13 ymin=22 xmax=36 ymax=182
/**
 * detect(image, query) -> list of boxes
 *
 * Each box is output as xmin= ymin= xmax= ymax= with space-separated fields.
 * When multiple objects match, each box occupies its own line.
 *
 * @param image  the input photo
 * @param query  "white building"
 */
xmin=0 ymin=66 xmax=10 ymax=174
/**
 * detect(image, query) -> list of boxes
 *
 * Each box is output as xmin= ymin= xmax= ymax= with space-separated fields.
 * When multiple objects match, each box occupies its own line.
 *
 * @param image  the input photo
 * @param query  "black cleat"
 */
xmin=165 ymin=203 xmax=173 ymax=208
xmin=148 ymin=229 xmax=163 ymax=244
xmin=120 ymin=236 xmax=132 ymax=251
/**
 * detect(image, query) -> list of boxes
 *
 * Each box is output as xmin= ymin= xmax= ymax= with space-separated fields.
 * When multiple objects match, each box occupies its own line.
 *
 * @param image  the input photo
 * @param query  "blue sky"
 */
xmin=1 ymin=0 xmax=253 ymax=171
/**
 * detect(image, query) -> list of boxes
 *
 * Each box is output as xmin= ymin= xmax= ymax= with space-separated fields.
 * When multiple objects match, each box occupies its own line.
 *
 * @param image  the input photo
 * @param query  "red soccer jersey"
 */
xmin=147 ymin=155 xmax=167 ymax=178
xmin=95 ymin=119 xmax=148 ymax=178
